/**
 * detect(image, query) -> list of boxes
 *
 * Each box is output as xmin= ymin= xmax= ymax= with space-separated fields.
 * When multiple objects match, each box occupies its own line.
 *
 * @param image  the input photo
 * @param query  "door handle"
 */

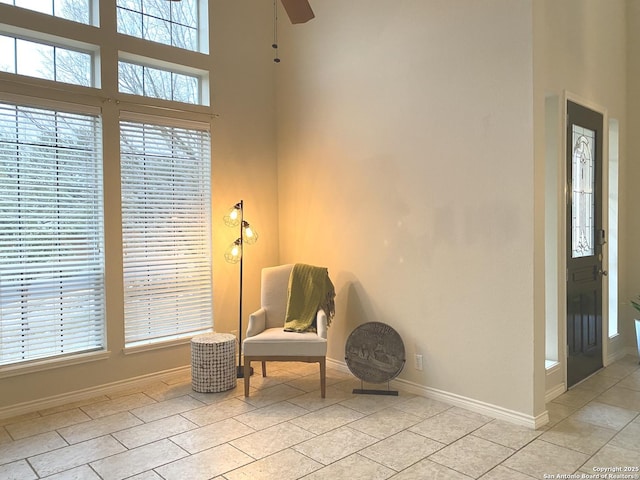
xmin=598 ymin=269 xmax=608 ymax=277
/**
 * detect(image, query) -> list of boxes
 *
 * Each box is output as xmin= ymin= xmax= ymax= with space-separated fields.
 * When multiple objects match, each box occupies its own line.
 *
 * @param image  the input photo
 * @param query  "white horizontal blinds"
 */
xmin=120 ymin=119 xmax=212 ymax=346
xmin=0 ymin=102 xmax=105 ymax=366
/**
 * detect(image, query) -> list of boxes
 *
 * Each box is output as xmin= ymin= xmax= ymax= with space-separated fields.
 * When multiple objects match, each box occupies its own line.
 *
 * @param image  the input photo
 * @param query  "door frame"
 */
xmin=558 ymin=91 xmax=610 ymax=389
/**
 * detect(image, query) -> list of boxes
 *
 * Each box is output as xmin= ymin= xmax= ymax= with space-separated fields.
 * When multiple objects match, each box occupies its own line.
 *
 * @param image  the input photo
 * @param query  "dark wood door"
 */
xmin=566 ymin=100 xmax=604 ymax=388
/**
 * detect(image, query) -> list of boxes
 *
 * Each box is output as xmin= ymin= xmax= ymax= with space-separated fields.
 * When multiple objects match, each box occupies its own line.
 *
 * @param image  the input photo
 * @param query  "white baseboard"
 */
xmin=621 ymin=347 xmax=639 ymax=361
xmin=327 ymin=358 xmax=548 ymax=429
xmin=543 ymin=347 xmax=636 ymax=404
xmin=545 ymin=383 xmax=566 ymax=403
xmin=545 ymin=361 xmax=565 ymax=403
xmin=0 ymin=365 xmax=191 ymax=421
xmin=4 ymin=358 xmax=553 ymax=430
xmin=607 ymin=348 xmax=632 ymax=366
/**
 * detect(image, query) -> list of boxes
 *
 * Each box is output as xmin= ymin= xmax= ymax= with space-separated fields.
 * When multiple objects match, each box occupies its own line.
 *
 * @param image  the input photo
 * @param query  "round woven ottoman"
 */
xmin=191 ymin=333 xmax=237 ymax=393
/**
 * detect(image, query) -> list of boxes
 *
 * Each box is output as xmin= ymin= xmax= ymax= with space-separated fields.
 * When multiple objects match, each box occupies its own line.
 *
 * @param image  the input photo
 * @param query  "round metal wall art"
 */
xmin=345 ymin=321 xmax=406 ymax=384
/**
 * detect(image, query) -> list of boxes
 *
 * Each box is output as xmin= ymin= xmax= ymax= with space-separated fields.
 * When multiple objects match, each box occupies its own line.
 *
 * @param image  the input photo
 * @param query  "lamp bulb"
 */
xmin=223 ymin=204 xmax=242 ymax=227
xmin=242 ymin=223 xmax=258 ymax=245
xmin=224 ymin=240 xmax=242 ymax=263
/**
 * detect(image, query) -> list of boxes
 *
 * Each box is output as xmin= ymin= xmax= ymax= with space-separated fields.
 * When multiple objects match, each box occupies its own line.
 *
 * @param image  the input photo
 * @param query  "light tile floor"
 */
xmin=1 ymin=356 xmax=639 ymax=480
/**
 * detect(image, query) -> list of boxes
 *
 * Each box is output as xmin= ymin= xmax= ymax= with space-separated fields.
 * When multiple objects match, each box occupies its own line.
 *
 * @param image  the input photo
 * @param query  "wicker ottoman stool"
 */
xmin=191 ymin=333 xmax=237 ymax=393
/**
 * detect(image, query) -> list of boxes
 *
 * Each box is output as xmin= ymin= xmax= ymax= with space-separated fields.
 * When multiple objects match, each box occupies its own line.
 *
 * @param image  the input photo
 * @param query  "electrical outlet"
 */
xmin=415 ymin=354 xmax=423 ymax=371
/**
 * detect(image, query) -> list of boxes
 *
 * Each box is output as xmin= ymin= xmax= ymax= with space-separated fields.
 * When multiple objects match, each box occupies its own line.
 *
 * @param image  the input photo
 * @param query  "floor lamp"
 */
xmin=224 ymin=200 xmax=258 ymax=378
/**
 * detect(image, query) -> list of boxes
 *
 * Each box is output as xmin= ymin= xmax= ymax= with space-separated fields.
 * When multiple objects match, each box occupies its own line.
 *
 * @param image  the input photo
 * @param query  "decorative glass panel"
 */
xmin=571 ymin=125 xmax=595 ymax=258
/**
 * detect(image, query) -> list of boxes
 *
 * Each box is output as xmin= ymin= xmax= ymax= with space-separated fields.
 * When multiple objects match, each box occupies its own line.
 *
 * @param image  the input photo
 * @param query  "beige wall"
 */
xmin=275 ymin=0 xmax=540 ymax=418
xmin=627 ymin=2 xmax=640 ymax=340
xmin=2 ymin=0 xmax=636 ymax=422
xmin=0 ymin=1 xmax=280 ymax=411
xmin=209 ymin=1 xmax=281 ymax=337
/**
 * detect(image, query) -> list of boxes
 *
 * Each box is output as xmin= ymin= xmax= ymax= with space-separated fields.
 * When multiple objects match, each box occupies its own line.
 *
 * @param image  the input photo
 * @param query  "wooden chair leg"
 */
xmin=320 ymin=357 xmax=326 ymax=398
xmin=244 ymin=359 xmax=251 ymax=397
xmin=261 ymin=361 xmax=267 ymax=377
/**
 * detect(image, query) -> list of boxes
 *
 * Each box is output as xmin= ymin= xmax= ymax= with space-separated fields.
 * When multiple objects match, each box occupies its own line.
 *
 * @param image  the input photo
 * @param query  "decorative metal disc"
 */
xmin=345 ymin=322 xmax=405 ymax=384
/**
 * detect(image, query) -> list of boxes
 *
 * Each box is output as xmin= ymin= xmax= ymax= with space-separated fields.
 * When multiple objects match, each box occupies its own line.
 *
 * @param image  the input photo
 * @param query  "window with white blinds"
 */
xmin=0 ymin=101 xmax=105 ymax=366
xmin=120 ymin=118 xmax=212 ymax=347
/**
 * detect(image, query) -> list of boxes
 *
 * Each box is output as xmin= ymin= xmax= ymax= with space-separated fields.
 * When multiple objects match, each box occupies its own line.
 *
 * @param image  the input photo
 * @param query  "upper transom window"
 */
xmin=0 ymin=34 xmax=95 ymax=87
xmin=117 ymin=0 xmax=200 ymax=52
xmin=118 ymin=59 xmax=202 ymax=104
xmin=0 ymin=0 xmax=92 ymax=25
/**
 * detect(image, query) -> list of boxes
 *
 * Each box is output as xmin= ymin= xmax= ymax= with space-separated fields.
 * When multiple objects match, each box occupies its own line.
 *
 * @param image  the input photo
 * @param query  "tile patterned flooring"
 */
xmin=1 ymin=356 xmax=639 ymax=480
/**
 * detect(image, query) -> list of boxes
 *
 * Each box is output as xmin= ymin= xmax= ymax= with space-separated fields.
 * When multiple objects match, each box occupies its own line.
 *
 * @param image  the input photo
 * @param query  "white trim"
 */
xmin=545 ymin=359 xmax=560 ymax=370
xmin=557 ymin=92 xmax=569 ymax=388
xmin=623 ymin=346 xmax=640 ymax=360
xmin=544 ymin=93 xmax=562 ymax=367
xmin=118 ymin=50 xmax=208 ymax=78
xmin=0 ymin=91 xmax=101 ymax=115
xmin=123 ymin=330 xmax=211 ymax=355
xmin=395 ymin=378 xmax=549 ymax=429
xmin=0 ymin=365 xmax=191 ymax=421
xmin=0 ymin=351 xmax=110 ymax=380
xmin=605 ymin=333 xmax=624 ymax=367
xmin=119 ymin=109 xmax=211 ymax=131
xmin=607 ymin=118 xmax=620 ymax=339
xmin=545 ymin=361 xmax=562 ymax=375
xmin=606 ymin=347 xmax=631 ymax=366
xmin=545 ymin=383 xmax=566 ymax=403
xmin=327 ymin=358 xmax=548 ymax=429
xmin=545 ymin=360 xmax=565 ymax=402
xmin=0 ymin=22 xmax=99 ymax=54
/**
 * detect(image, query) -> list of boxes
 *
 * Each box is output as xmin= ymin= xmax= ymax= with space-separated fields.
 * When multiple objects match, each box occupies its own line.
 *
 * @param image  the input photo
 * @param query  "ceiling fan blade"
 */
xmin=280 ymin=0 xmax=315 ymax=24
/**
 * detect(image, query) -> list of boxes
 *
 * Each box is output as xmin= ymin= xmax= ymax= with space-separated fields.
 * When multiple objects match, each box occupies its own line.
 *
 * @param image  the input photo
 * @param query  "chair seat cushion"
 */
xmin=243 ymin=328 xmax=327 ymax=357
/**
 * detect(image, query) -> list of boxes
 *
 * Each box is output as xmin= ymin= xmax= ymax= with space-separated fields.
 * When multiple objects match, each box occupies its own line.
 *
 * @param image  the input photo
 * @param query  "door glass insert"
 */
xmin=571 ymin=125 xmax=595 ymax=258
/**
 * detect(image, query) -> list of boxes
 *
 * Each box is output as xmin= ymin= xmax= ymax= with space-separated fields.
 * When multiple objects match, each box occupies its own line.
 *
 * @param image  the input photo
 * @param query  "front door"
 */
xmin=566 ymin=100 xmax=604 ymax=388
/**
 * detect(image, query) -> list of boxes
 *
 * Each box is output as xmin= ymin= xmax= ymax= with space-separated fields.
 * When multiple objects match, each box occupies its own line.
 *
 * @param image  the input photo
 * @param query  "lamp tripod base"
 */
xmin=237 ymin=366 xmax=254 ymax=378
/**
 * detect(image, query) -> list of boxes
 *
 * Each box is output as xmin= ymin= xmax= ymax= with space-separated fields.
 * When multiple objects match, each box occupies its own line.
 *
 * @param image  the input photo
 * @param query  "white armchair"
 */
xmin=243 ymin=264 xmax=329 ymax=397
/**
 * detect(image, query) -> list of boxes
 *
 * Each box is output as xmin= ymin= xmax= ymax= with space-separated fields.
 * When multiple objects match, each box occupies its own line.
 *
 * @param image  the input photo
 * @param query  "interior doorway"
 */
xmin=565 ymin=100 xmax=605 ymax=388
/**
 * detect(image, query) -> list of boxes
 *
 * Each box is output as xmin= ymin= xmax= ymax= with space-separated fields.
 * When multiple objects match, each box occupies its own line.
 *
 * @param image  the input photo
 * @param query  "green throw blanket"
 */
xmin=284 ymin=264 xmax=335 ymax=333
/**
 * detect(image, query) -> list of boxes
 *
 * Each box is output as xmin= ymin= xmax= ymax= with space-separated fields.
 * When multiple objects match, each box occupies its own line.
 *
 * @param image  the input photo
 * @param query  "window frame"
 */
xmin=0 ymin=0 xmax=214 ymax=371
xmin=0 ymin=94 xmax=106 ymax=369
xmin=0 ymin=31 xmax=97 ymax=87
xmin=116 ymin=0 xmax=204 ymax=53
xmin=117 ymin=54 xmax=207 ymax=106
xmin=0 ymin=0 xmax=95 ymax=26
xmin=120 ymin=113 xmax=213 ymax=350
